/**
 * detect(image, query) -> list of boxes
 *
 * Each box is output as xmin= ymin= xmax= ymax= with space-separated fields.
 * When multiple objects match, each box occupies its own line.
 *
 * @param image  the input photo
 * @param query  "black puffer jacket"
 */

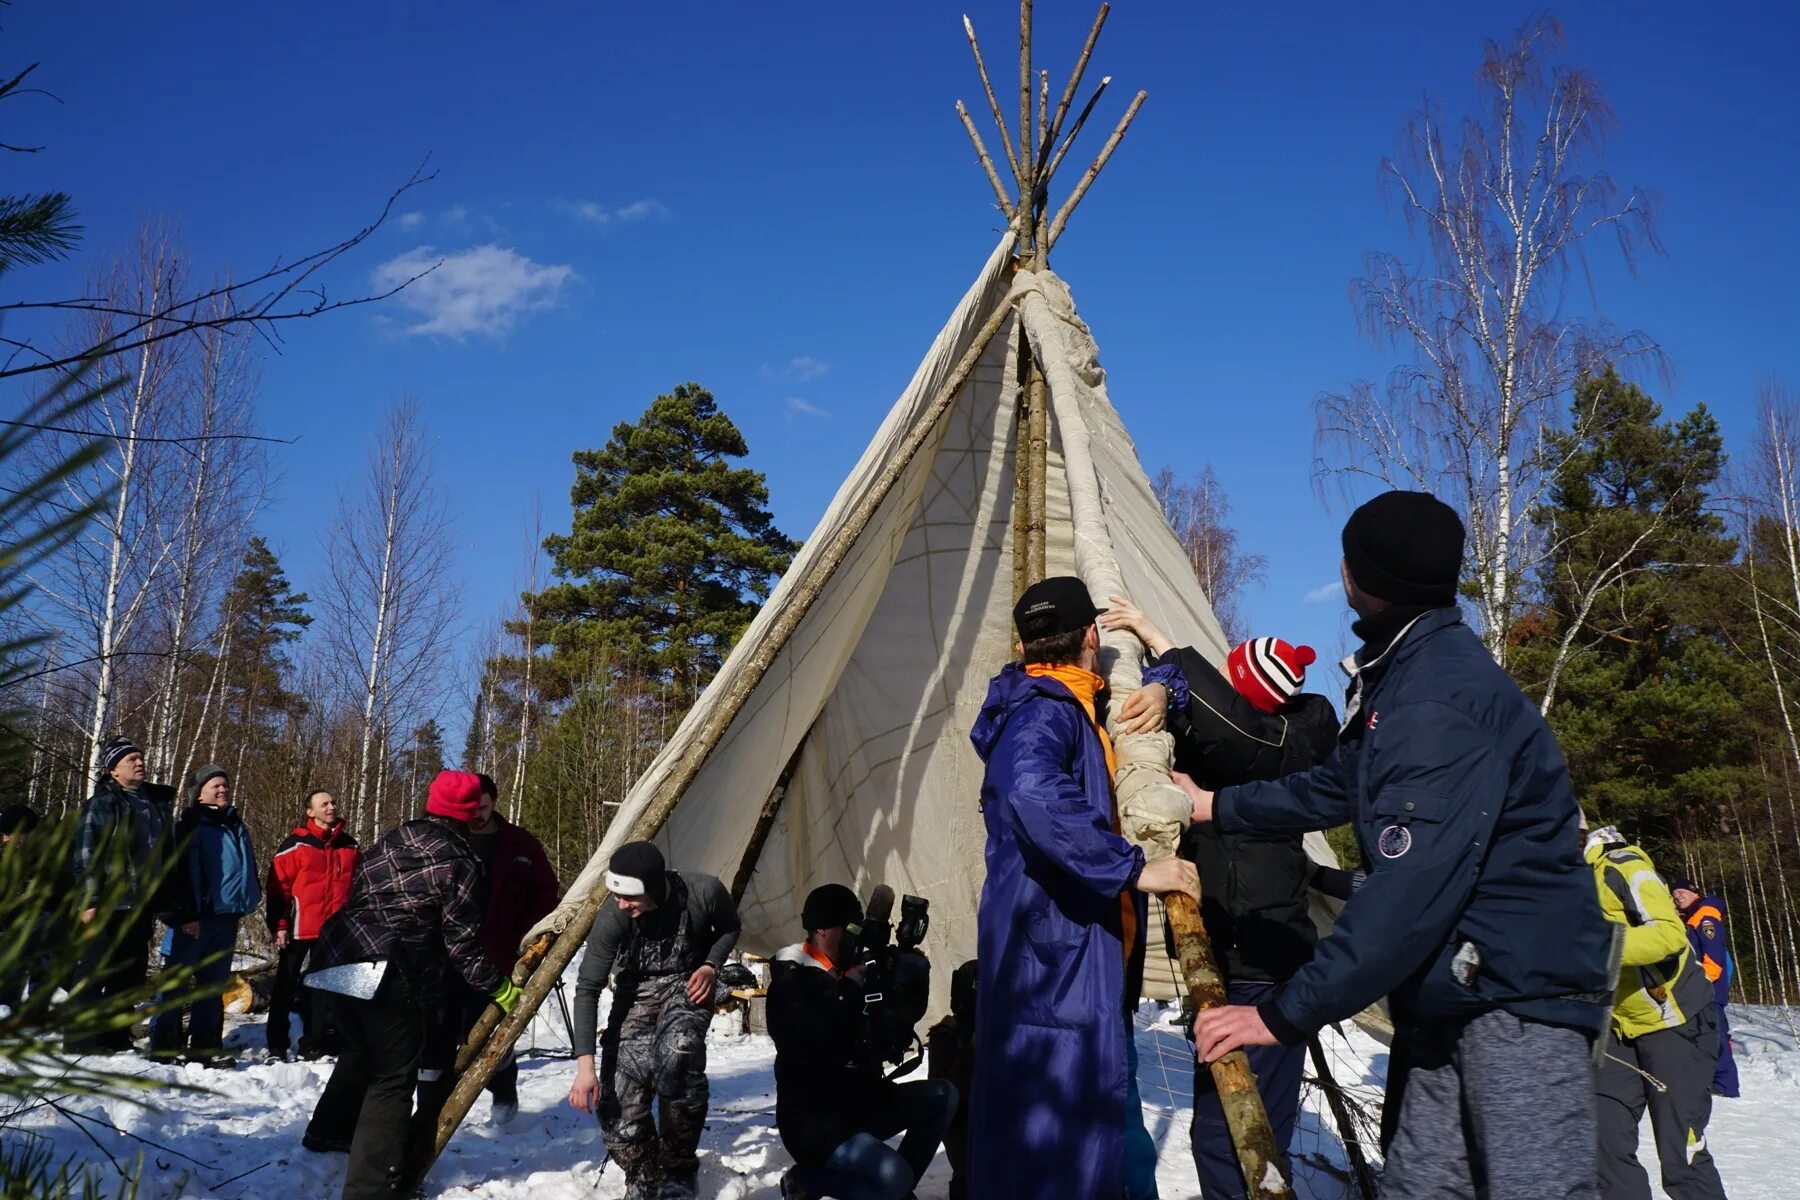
xmin=767 ymin=944 xmax=891 ymax=1167
xmin=1160 ymin=646 xmax=1338 ymax=985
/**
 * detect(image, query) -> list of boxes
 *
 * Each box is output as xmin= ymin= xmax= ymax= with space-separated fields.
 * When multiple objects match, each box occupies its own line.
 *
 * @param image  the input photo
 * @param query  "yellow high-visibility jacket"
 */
xmin=1586 ymin=840 xmax=1711 ymax=1040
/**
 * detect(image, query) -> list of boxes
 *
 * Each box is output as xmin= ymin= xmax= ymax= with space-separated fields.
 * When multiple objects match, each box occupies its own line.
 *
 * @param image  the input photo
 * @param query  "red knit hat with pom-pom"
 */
xmin=1226 ymin=637 xmax=1318 ymax=714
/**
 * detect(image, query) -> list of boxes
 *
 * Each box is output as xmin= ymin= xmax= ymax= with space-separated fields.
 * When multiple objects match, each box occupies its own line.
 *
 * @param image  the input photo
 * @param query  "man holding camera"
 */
xmin=567 ymin=841 xmax=740 ymax=1200
xmin=770 ymin=883 xmax=957 ymax=1200
xmin=968 ymin=576 xmax=1201 ymax=1200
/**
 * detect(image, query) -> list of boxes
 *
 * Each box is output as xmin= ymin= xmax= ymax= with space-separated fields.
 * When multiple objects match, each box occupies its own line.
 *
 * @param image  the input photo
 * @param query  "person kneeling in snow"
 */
xmin=302 ymin=770 xmax=517 ymax=1200
xmin=567 ymin=840 xmax=740 ymax=1200
xmin=770 ymin=884 xmax=957 ymax=1200
xmin=1100 ymin=601 xmax=1337 ymax=1200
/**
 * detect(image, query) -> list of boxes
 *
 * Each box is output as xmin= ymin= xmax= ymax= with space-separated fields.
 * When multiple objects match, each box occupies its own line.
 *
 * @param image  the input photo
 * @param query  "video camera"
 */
xmin=843 ymin=885 xmax=932 ymax=1079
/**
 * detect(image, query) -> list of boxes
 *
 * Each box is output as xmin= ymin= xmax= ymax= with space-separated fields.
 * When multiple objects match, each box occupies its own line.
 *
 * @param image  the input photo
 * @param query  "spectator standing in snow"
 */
xmin=1100 ymin=601 xmax=1337 ymax=1200
xmin=416 ymin=773 xmax=557 ymax=1126
xmin=1183 ymin=491 xmax=1614 ymax=1200
xmin=67 ymin=736 xmax=178 ymax=1055
xmin=1672 ymin=880 xmax=1741 ymax=1098
xmin=264 ymin=788 xmax=359 ymax=1058
xmin=1 ymin=804 xmax=48 ymax=1011
xmin=567 ymin=840 xmax=740 ymax=1200
xmin=769 ymin=883 xmax=957 ymax=1200
xmin=967 ymin=575 xmax=1200 ymax=1200
xmin=149 ymin=765 xmax=260 ymax=1061
xmin=302 ymin=770 xmax=518 ymax=1200
xmin=1588 ymin=828 xmax=1731 ymax=1200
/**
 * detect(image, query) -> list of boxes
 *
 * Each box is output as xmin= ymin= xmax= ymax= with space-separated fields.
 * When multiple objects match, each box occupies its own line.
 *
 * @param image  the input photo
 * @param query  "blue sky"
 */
xmin=9 ymin=1 xmax=1797 ymax=726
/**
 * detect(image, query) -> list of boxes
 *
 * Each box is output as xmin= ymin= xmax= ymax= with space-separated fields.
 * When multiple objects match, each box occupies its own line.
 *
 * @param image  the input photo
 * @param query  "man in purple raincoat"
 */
xmin=968 ymin=576 xmax=1199 ymax=1200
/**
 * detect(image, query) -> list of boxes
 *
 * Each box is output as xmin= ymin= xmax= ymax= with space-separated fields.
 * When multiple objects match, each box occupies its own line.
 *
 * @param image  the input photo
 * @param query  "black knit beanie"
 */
xmin=606 ymin=841 xmax=667 ymax=900
xmin=802 ymin=883 xmax=863 ymax=932
xmin=1341 ymin=491 xmax=1465 ymax=608
xmin=99 ymin=735 xmax=141 ymax=775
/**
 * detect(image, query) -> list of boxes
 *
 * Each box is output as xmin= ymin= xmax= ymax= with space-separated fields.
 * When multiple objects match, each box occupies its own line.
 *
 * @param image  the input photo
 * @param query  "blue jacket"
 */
xmin=1685 ymin=893 xmax=1733 ymax=1008
xmin=170 ymin=804 xmax=262 ymax=922
xmin=1216 ymin=608 xmax=1613 ymax=1040
xmin=968 ymin=663 xmax=1148 ymax=1200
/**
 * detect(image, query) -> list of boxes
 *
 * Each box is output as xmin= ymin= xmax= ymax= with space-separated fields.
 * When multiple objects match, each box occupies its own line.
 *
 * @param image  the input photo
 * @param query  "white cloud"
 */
xmin=372 ymin=244 xmax=576 ymax=339
xmin=764 ymin=356 xmax=830 ymax=383
xmin=396 ymin=211 xmax=425 ymax=231
xmin=1303 ymin=581 xmax=1343 ymax=605
xmin=785 ymin=396 xmax=831 ymax=420
xmin=559 ymin=197 xmax=669 ymax=226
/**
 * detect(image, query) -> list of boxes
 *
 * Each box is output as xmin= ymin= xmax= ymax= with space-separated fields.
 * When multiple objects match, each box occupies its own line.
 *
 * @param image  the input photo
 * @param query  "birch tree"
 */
xmin=1313 ymin=16 xmax=1660 ymax=664
xmin=1152 ymin=466 xmax=1267 ymax=645
xmin=319 ymin=399 xmax=458 ymax=840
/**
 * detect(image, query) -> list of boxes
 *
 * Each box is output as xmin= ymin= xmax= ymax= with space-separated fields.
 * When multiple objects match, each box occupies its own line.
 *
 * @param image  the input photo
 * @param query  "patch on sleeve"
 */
xmin=1702 ymin=921 xmax=1718 ymax=940
xmin=1377 ymin=824 xmax=1413 ymax=859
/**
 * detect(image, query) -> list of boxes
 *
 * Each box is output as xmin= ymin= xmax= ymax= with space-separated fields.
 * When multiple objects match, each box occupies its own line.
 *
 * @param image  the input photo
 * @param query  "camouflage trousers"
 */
xmin=598 ymin=973 xmax=712 ymax=1198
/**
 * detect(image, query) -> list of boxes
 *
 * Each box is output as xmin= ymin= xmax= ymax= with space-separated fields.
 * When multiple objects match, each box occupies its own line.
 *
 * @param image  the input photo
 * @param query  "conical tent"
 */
xmin=429 ymin=13 xmax=1332 ymax=1189
xmin=521 ymin=230 xmax=1339 ymax=1006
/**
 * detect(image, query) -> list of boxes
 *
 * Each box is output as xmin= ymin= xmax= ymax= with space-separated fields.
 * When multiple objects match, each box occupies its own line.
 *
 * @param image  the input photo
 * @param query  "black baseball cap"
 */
xmin=1013 ymin=575 xmax=1104 ymax=641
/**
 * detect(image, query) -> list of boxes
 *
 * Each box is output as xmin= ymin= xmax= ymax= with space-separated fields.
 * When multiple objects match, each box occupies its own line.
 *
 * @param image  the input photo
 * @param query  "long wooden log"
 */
xmin=1047 ymin=89 xmax=1146 ymax=250
xmin=422 ymin=274 xmax=1027 ymax=1180
xmin=1010 ymin=323 xmax=1034 ymax=603
xmin=961 ymin=15 xmax=1023 ymax=191
xmin=956 ymin=101 xmax=1017 ymax=220
xmin=1036 ymin=3 xmax=1110 ymax=176
xmin=1164 ymin=892 xmax=1295 ymax=1199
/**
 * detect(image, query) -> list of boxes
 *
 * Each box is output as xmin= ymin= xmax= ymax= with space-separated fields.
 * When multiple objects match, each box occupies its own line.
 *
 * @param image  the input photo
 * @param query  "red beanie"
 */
xmin=425 ymin=769 xmax=482 ymax=822
xmin=1226 ymin=637 xmax=1318 ymax=714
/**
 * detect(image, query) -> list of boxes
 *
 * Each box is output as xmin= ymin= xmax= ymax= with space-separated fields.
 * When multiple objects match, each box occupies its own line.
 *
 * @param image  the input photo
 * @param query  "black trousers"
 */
xmin=268 ymin=939 xmax=331 ymax=1054
xmin=415 ymin=980 xmax=517 ymax=1130
xmin=307 ymin=974 xmax=426 ymax=1200
xmin=66 ymin=910 xmax=154 ymax=1054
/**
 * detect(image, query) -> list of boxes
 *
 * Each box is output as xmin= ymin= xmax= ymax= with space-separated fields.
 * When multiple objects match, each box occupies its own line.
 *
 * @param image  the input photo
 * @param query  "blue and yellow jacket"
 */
xmin=1684 ymin=893 xmax=1733 ymax=1008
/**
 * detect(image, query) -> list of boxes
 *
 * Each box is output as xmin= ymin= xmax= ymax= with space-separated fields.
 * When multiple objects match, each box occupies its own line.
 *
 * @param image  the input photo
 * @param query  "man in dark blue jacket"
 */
xmin=1183 ymin=491 xmax=1614 ymax=1200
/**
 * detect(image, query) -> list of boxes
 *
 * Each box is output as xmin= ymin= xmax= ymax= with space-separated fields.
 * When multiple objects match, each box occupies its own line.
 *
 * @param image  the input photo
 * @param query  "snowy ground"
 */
xmin=6 ymin=994 xmax=1798 ymax=1198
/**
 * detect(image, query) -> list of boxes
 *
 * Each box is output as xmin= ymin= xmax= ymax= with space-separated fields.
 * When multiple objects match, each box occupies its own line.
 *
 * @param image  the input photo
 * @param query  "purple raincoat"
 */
xmin=967 ymin=663 xmax=1149 ymax=1199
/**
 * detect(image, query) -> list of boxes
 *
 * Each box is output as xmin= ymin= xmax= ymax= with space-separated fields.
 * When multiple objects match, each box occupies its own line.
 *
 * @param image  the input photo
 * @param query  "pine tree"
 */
xmin=528 ymin=383 xmax=798 ymax=703
xmin=1511 ymin=368 xmax=1756 ymax=834
xmin=218 ymin=536 xmax=312 ymax=740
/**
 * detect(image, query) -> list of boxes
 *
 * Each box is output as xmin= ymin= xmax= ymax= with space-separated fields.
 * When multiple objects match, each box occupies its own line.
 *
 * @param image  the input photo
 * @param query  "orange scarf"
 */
xmin=1024 ymin=662 xmax=1136 ymax=961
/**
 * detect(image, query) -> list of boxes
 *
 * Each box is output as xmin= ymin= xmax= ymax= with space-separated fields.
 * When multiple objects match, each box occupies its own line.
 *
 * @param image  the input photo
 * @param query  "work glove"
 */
xmin=491 ymin=978 xmax=522 ymax=1014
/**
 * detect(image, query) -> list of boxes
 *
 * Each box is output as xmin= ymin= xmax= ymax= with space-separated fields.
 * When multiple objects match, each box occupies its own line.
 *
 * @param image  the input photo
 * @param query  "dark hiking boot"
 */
xmin=779 ymin=1172 xmax=816 ymax=1200
xmin=301 ymin=1132 xmax=352 ymax=1154
xmin=658 ymin=1172 xmax=699 ymax=1200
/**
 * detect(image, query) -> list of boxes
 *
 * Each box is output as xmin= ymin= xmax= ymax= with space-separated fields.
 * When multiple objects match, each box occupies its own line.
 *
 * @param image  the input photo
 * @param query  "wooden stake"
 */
xmin=956 ymin=101 xmax=1018 ymax=220
xmin=1037 ymin=3 xmax=1111 ymax=174
xmin=1165 ymin=891 xmax=1296 ymax=1199
xmin=425 ymin=279 xmax=1027 ymax=1178
xmin=1047 ymin=89 xmax=1145 ymax=249
xmin=962 ymin=15 xmax=1023 ymax=192
xmin=1044 ymin=75 xmax=1113 ymax=188
xmin=1036 ymin=69 xmax=1048 ymax=166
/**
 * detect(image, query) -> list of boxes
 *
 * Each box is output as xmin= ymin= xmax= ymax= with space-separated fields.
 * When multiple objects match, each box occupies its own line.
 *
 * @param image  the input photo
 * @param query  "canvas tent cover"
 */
xmin=528 ymin=232 xmax=1339 ymax=1008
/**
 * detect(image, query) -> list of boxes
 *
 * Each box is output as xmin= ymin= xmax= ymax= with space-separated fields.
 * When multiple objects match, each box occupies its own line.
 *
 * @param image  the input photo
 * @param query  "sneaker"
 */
xmin=302 ymin=1132 xmax=352 ymax=1154
xmin=489 ymin=1100 xmax=519 ymax=1126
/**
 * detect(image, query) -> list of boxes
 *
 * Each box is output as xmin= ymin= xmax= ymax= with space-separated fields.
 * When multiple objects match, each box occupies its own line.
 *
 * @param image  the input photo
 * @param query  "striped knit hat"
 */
xmin=1226 ymin=638 xmax=1317 ymax=714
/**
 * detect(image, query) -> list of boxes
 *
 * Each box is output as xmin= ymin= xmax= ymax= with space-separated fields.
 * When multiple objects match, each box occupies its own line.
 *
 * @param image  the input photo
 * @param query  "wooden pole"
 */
xmin=1047 ymin=89 xmax=1145 ymax=250
xmin=1044 ymin=74 xmax=1113 ymax=185
xmin=1010 ymin=324 xmax=1034 ymax=603
xmin=956 ymin=101 xmax=1018 ymax=220
xmin=730 ymin=732 xmax=813 ymax=903
xmin=1037 ymin=3 xmax=1110 ymax=172
xmin=423 ymin=280 xmax=1026 ymax=1179
xmin=961 ymin=15 xmax=1023 ymax=192
xmin=1025 ymin=354 xmax=1048 ymax=580
xmin=1308 ymin=1035 xmax=1379 ymax=1200
xmin=1018 ymin=0 xmax=1033 ymax=182
xmin=1164 ymin=891 xmax=1296 ymax=1199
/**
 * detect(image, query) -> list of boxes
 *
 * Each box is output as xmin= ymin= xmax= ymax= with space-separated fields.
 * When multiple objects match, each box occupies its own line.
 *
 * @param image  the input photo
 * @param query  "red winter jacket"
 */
xmin=473 ymin=817 xmax=559 ymax=971
xmin=265 ymin=819 xmax=360 ymax=941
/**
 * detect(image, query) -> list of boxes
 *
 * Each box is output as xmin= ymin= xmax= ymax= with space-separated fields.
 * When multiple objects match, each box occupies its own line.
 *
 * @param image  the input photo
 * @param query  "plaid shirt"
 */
xmin=312 ymin=815 xmax=503 ymax=998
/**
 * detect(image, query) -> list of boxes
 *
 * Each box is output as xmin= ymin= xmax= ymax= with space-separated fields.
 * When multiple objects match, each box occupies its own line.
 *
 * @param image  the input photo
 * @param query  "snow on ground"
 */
xmin=6 ymin=997 xmax=1799 ymax=1198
